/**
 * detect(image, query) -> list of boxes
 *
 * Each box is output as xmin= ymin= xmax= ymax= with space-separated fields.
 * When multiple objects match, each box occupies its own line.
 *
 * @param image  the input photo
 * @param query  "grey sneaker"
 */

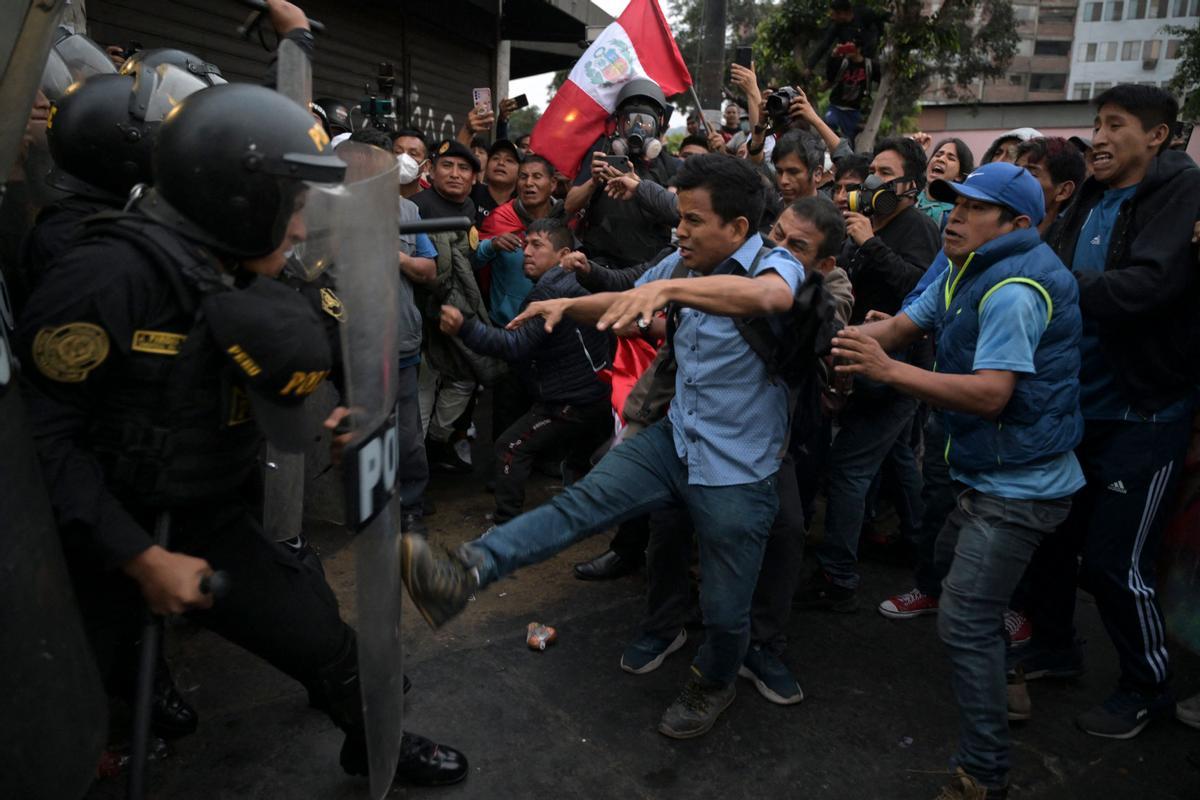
xmin=657 ymin=670 xmax=736 ymax=739
xmin=620 ymin=629 xmax=687 ymax=675
xmin=1076 ymin=687 xmax=1174 ymax=739
xmin=1177 ymin=690 xmax=1200 ymax=730
xmin=738 ymin=645 xmax=804 ymax=705
xmin=400 ymin=534 xmax=477 ymax=628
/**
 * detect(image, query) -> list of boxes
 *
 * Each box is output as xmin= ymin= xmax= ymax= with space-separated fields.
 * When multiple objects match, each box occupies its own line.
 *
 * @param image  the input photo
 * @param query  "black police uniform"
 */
xmin=17 ymin=212 xmax=360 ymax=721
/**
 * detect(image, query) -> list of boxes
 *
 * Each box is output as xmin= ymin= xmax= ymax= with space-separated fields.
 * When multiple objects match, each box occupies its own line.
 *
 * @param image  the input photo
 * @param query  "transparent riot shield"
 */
xmin=0 ymin=3 xmax=108 ymax=797
xmin=262 ymin=34 xmax=316 ymax=542
xmin=318 ymin=141 xmax=403 ymax=800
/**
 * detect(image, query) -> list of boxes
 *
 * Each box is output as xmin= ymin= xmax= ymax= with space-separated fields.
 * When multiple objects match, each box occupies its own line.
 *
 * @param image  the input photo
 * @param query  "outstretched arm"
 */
xmin=596 ymin=273 xmax=794 ymax=331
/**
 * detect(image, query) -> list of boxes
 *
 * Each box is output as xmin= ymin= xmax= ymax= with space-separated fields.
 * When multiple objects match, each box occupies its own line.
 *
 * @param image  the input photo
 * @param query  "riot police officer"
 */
xmin=17 ymin=82 xmax=467 ymax=788
xmin=19 ymin=64 xmax=209 ymax=295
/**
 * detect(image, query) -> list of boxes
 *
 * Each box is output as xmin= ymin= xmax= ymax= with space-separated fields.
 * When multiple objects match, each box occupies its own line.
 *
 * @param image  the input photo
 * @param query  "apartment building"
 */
xmin=1066 ymin=0 xmax=1198 ymax=100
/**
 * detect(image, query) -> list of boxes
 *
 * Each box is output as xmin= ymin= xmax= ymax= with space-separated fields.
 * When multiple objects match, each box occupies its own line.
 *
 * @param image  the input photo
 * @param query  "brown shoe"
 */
xmin=934 ymin=768 xmax=1008 ymax=800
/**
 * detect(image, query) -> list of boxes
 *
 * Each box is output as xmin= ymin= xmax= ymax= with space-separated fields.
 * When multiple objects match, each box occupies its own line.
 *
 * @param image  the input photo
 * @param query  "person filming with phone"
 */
xmin=565 ymin=78 xmax=681 ymax=270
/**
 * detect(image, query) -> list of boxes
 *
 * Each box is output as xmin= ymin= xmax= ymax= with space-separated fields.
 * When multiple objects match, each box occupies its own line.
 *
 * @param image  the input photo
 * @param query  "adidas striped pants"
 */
xmin=1026 ymin=416 xmax=1190 ymax=692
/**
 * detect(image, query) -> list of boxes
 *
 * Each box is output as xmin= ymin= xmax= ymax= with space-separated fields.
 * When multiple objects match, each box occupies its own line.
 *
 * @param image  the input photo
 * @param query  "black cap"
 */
xmin=488 ymin=138 xmax=523 ymax=163
xmin=202 ymin=276 xmax=332 ymax=452
xmin=432 ymin=139 xmax=481 ymax=172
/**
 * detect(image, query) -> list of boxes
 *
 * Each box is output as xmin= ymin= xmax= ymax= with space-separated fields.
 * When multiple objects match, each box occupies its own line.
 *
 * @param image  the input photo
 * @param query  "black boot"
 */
xmin=340 ymin=730 xmax=468 ymax=786
xmin=151 ymin=656 xmax=198 ymax=740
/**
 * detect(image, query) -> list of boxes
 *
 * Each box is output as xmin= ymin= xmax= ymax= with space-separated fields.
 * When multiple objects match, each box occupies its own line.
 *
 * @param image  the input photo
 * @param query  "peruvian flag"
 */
xmin=530 ymin=0 xmax=692 ymax=178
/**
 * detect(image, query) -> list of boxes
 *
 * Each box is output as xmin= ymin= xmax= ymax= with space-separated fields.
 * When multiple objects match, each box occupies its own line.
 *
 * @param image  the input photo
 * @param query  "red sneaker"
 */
xmin=877 ymin=587 xmax=939 ymax=619
xmin=1004 ymin=610 xmax=1032 ymax=647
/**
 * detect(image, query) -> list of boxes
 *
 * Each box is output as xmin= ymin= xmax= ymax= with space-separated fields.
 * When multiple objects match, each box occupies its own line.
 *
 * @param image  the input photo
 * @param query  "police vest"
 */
xmin=934 ymin=227 xmax=1084 ymax=472
xmin=77 ymin=213 xmax=264 ymax=508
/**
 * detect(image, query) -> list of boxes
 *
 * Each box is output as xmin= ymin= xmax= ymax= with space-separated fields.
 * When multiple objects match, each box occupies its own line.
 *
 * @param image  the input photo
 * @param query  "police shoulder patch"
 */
xmin=468 ymin=226 xmax=480 ymax=251
xmin=132 ymin=329 xmax=186 ymax=355
xmin=319 ymin=287 xmax=346 ymax=322
xmin=33 ymin=322 xmax=110 ymax=382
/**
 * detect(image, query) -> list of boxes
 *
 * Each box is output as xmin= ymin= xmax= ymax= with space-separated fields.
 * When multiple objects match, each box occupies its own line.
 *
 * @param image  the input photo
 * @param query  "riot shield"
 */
xmin=319 ymin=141 xmax=404 ymax=800
xmin=262 ymin=32 xmax=316 ymax=542
xmin=0 ymin=3 xmax=108 ymax=796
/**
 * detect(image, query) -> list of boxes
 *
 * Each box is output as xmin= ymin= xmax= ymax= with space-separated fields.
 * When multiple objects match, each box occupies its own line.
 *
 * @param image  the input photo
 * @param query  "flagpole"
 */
xmin=689 ymin=85 xmax=714 ymax=135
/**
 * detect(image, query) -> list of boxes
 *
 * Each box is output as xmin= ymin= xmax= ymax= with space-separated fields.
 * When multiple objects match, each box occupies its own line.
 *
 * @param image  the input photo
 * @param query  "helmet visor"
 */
xmin=131 ymin=64 xmax=211 ymax=123
xmin=54 ymin=34 xmax=117 ymax=84
xmin=289 ymin=183 xmax=348 ymax=281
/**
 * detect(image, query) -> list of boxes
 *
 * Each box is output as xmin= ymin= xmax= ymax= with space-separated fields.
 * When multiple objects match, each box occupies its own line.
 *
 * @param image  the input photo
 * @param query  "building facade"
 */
xmin=1065 ymin=0 xmax=1198 ymax=100
xmin=922 ymin=0 xmax=1079 ymax=103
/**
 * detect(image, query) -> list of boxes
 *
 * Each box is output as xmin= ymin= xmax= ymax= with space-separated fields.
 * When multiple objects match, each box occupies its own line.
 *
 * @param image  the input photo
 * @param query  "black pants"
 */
xmin=492 ymin=398 xmax=613 ymax=524
xmin=68 ymin=505 xmax=359 ymax=729
xmin=640 ymin=455 xmax=806 ymax=655
xmin=397 ymin=364 xmax=430 ymax=517
xmin=1025 ymin=417 xmax=1190 ymax=693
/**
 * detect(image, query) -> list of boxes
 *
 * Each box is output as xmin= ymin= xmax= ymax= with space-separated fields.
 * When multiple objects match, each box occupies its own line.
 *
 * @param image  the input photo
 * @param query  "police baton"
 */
xmin=127 ymin=511 xmax=231 ymax=800
xmin=397 ymin=216 xmax=474 ymax=235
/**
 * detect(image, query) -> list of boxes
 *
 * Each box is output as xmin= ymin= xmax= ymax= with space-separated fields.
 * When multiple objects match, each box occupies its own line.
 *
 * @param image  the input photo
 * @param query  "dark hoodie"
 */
xmin=1049 ymin=149 xmax=1200 ymax=414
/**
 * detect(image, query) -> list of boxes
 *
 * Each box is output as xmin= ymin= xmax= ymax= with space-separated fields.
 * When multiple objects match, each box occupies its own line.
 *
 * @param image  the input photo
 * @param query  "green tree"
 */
xmin=1166 ymin=21 xmax=1200 ymax=119
xmin=757 ymin=0 xmax=1019 ymax=150
xmin=506 ymin=105 xmax=543 ymax=136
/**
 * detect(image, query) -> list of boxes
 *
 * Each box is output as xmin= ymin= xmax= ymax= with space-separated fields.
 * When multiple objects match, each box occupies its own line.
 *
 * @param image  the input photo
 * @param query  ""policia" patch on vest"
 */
xmin=131 ymin=329 xmax=187 ymax=356
xmin=33 ymin=322 xmax=109 ymax=382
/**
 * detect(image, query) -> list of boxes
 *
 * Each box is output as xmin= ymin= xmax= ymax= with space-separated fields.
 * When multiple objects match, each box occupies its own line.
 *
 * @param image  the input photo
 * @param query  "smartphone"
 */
xmin=511 ymin=93 xmax=529 ymax=110
xmin=735 ymin=46 xmax=753 ymax=69
xmin=472 ymin=87 xmax=492 ymax=114
xmin=602 ymin=155 xmax=631 ymax=173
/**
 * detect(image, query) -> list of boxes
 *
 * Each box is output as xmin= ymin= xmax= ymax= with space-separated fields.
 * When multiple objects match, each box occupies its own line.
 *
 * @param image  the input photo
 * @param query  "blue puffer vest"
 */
xmin=934 ymin=227 xmax=1083 ymax=472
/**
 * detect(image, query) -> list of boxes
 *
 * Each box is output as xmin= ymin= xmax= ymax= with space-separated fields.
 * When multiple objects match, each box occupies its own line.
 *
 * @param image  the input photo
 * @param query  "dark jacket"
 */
xmin=1049 ymin=149 xmax=1200 ymax=413
xmin=841 ymin=204 xmax=941 ymax=324
xmin=576 ymin=246 xmax=676 ymax=294
xmin=459 ymin=266 xmax=611 ymax=406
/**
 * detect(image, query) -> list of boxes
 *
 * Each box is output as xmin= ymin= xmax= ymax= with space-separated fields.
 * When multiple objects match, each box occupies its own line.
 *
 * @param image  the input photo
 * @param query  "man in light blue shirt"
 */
xmin=831 ymin=163 xmax=1084 ymax=799
xmin=399 ymin=154 xmax=804 ymax=740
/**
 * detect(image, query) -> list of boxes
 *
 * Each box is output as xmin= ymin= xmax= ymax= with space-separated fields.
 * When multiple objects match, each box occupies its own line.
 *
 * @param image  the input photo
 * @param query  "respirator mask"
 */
xmin=611 ymin=106 xmax=662 ymax=160
xmin=846 ymin=174 xmax=916 ymax=217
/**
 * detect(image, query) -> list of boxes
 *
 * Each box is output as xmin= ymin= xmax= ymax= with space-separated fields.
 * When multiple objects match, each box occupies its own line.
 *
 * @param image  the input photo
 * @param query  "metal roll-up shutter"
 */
xmin=86 ymin=0 xmax=495 ymax=143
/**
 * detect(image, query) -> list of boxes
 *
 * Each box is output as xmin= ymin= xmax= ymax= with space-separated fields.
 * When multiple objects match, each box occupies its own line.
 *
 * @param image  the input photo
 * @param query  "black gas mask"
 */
xmin=610 ymin=104 xmax=663 ymax=160
xmin=846 ymin=174 xmax=917 ymax=217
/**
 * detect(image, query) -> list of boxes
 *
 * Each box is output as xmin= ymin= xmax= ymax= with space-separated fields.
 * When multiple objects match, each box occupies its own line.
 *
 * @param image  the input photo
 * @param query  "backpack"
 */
xmin=666 ymin=247 xmax=840 ymax=389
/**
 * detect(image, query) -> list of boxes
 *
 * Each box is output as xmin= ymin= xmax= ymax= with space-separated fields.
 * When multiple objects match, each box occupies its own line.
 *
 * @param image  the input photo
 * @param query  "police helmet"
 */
xmin=120 ymin=48 xmax=226 ymax=86
xmin=313 ymin=97 xmax=354 ymax=136
xmin=46 ymin=67 xmax=209 ymax=202
xmin=153 ymin=83 xmax=346 ymax=258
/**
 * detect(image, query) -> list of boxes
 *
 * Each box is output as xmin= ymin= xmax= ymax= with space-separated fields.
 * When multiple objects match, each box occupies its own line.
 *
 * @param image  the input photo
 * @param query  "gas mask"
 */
xmin=846 ymin=174 xmax=916 ymax=217
xmin=611 ymin=107 xmax=662 ymax=161
xmin=396 ymin=152 xmax=422 ymax=185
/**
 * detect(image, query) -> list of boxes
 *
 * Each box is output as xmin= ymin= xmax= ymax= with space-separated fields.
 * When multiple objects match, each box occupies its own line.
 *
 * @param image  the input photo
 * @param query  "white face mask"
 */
xmin=397 ymin=152 xmax=421 ymax=185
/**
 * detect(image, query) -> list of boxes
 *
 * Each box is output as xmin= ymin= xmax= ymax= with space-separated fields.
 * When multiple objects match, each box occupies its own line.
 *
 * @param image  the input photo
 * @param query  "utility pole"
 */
xmin=697 ymin=0 xmax=727 ymax=113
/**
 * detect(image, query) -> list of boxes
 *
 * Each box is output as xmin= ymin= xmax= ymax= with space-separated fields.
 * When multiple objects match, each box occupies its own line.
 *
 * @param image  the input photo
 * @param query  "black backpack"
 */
xmin=666 ymin=246 xmax=839 ymax=389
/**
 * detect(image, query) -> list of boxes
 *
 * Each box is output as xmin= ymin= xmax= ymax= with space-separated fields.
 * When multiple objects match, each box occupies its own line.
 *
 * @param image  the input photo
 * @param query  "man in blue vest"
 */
xmin=828 ymin=162 xmax=1084 ymax=800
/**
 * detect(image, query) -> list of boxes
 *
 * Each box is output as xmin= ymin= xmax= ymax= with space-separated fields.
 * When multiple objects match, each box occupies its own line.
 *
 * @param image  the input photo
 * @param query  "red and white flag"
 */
xmin=529 ymin=0 xmax=691 ymax=178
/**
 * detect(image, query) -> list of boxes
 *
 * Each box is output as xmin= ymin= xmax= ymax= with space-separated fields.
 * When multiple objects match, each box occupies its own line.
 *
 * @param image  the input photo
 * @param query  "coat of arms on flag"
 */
xmin=584 ymin=40 xmax=635 ymax=88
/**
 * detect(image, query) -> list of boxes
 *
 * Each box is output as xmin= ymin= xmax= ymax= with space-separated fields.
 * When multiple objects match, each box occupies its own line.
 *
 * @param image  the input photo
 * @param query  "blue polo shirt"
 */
xmin=906 ymin=274 xmax=1085 ymax=500
xmin=636 ymin=234 xmax=805 ymax=486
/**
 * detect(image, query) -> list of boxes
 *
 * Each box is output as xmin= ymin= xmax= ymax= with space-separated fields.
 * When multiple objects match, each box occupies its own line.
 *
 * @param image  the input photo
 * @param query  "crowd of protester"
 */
xmin=4 ymin=0 xmax=1200 ymax=798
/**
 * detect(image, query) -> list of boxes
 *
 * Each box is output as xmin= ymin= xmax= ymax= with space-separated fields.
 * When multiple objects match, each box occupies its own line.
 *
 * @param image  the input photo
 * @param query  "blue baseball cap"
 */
xmin=928 ymin=162 xmax=1045 ymax=227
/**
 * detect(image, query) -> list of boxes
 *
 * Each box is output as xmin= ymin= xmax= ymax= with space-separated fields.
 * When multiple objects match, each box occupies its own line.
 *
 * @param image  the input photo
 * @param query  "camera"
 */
xmin=765 ymin=86 xmax=799 ymax=129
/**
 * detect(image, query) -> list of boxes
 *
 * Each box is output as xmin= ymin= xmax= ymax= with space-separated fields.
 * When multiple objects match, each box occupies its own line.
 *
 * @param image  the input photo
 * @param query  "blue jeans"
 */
xmin=824 ymin=106 xmax=862 ymax=141
xmin=465 ymin=418 xmax=779 ymax=686
xmin=937 ymin=489 xmax=1071 ymax=789
xmin=816 ymin=390 xmax=920 ymax=589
